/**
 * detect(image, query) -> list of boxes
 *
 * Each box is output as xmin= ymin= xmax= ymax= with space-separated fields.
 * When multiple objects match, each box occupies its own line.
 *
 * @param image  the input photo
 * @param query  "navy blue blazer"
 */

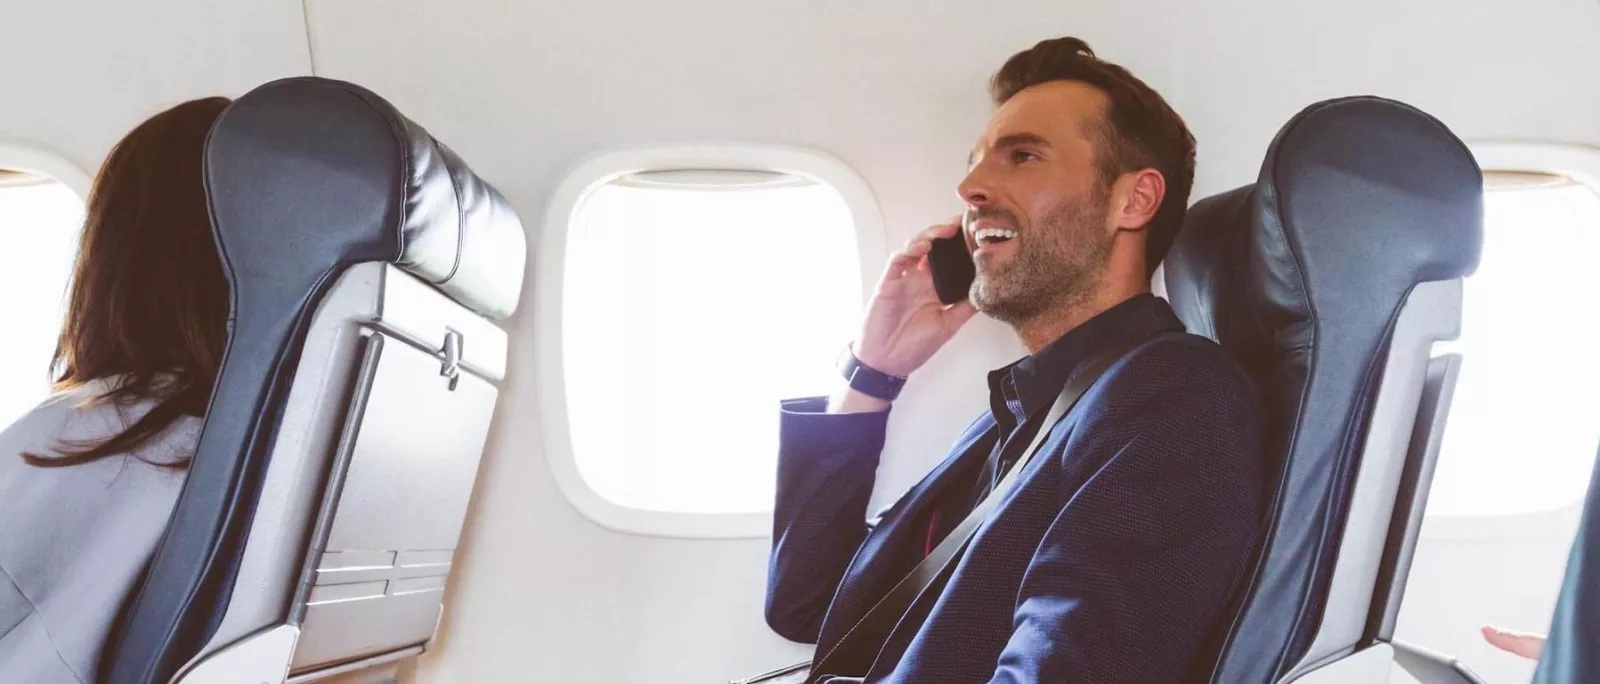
xmin=766 ymin=297 xmax=1265 ymax=683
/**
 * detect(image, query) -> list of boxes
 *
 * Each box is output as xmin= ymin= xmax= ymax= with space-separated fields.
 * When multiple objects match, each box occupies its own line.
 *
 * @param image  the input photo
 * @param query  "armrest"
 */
xmin=1393 ymin=640 xmax=1490 ymax=684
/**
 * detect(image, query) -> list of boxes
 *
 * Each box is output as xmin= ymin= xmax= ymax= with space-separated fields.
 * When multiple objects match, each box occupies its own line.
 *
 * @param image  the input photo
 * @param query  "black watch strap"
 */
xmin=838 ymin=347 xmax=907 ymax=401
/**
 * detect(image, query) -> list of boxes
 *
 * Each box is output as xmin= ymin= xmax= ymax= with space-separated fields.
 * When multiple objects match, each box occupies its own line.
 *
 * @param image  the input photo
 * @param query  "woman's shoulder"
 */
xmin=0 ymin=376 xmax=201 ymax=471
xmin=0 ymin=374 xmax=199 ymax=561
xmin=0 ymin=380 xmax=112 ymax=452
xmin=0 ymin=378 xmax=198 ymax=681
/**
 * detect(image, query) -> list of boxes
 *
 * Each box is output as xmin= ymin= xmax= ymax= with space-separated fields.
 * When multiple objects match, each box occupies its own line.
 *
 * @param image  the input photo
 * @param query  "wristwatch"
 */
xmin=837 ymin=346 xmax=907 ymax=401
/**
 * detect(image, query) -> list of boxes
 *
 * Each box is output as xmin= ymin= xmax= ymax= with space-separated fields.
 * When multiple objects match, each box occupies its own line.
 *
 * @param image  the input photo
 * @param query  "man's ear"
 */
xmin=1113 ymin=168 xmax=1166 ymax=233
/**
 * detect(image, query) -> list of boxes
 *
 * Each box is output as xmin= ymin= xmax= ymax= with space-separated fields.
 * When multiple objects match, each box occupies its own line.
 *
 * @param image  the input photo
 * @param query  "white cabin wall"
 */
xmin=1 ymin=1 xmax=312 ymax=181
xmin=297 ymin=1 xmax=1600 ymax=682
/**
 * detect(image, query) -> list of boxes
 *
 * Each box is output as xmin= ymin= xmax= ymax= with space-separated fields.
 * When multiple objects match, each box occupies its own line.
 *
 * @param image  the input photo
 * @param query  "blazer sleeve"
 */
xmin=764 ymin=397 xmax=890 ymax=643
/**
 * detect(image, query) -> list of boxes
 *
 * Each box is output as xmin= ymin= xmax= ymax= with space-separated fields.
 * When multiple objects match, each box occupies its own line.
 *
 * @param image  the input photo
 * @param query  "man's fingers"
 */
xmin=882 ymin=219 xmax=967 ymax=282
xmin=901 ymin=221 xmax=964 ymax=252
xmin=924 ymin=218 xmax=962 ymax=241
xmin=882 ymin=243 xmax=932 ymax=281
xmin=944 ymin=299 xmax=979 ymax=328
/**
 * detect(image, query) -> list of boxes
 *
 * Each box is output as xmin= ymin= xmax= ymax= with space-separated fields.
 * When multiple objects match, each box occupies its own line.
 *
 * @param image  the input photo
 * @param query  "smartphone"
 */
xmin=928 ymin=211 xmax=976 ymax=305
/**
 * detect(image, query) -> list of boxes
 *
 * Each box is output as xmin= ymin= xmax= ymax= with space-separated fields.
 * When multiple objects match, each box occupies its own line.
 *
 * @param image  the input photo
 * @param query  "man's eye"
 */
xmin=1011 ymin=150 xmax=1039 ymax=164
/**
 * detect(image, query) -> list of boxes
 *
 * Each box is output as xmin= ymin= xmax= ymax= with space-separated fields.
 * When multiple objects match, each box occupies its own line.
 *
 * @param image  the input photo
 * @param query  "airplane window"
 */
xmin=1428 ymin=173 xmax=1600 ymax=517
xmin=562 ymin=170 xmax=863 ymax=515
xmin=0 ymin=169 xmax=83 ymax=427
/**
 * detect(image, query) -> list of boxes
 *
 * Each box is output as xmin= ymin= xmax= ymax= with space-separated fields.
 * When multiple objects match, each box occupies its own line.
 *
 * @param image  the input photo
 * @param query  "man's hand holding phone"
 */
xmin=831 ymin=216 xmax=980 ymax=413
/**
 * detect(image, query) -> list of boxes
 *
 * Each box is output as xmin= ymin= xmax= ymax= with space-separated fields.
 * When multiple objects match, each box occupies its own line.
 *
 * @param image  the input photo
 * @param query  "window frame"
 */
xmin=0 ymin=141 xmax=91 ymax=199
xmin=536 ymin=144 xmax=886 ymax=539
xmin=0 ymin=142 xmax=89 ymax=427
xmin=1420 ymin=141 xmax=1600 ymax=536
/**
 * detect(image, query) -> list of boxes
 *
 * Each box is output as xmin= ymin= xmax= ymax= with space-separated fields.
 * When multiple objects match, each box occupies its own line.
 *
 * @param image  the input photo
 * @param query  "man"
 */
xmin=765 ymin=37 xmax=1265 ymax=683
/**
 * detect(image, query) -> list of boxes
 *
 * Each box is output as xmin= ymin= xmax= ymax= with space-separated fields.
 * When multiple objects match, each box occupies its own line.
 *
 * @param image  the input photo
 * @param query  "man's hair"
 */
xmin=991 ymin=37 xmax=1196 ymax=276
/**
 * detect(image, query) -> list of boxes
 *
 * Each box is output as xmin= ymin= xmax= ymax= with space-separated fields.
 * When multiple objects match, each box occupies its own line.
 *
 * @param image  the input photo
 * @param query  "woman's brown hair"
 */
xmin=23 ymin=97 xmax=232 ymax=468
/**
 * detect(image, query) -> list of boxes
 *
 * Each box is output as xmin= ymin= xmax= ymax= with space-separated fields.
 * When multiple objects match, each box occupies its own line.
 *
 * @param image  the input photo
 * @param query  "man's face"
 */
xmin=960 ymin=81 xmax=1116 ymax=325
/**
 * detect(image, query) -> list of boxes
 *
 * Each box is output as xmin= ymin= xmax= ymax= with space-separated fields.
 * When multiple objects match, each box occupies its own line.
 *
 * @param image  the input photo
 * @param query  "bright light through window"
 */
xmin=0 ymin=173 xmax=82 ymax=427
xmin=563 ymin=173 xmax=862 ymax=515
xmin=1429 ymin=179 xmax=1600 ymax=517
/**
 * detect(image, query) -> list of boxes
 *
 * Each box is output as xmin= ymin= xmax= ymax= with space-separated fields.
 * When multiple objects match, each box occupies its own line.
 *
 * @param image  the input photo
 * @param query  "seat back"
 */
xmin=101 ymin=77 xmax=526 ymax=684
xmin=1163 ymin=97 xmax=1482 ymax=682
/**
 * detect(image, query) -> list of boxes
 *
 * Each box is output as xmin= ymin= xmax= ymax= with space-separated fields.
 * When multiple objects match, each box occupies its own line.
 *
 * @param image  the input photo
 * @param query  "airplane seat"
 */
xmin=98 ymin=77 xmax=527 ymax=684
xmin=1163 ymin=97 xmax=1484 ymax=683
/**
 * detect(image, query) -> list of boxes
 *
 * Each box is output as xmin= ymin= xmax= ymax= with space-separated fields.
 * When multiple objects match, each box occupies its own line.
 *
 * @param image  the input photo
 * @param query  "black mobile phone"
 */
xmin=928 ymin=213 xmax=976 ymax=305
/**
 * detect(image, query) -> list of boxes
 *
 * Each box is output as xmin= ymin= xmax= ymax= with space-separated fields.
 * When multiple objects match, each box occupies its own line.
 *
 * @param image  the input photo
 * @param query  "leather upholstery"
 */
xmin=388 ymin=112 xmax=526 ymax=320
xmin=1163 ymin=96 xmax=1482 ymax=682
xmin=102 ymin=77 xmax=526 ymax=683
xmin=212 ymin=77 xmax=525 ymax=320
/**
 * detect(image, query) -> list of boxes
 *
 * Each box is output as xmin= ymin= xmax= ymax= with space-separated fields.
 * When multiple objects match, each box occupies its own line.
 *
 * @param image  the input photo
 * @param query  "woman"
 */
xmin=0 ymin=97 xmax=231 ymax=683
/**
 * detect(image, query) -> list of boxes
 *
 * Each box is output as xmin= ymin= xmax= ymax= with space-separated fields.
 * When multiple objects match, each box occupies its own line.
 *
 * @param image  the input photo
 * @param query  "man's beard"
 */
xmin=970 ymin=188 xmax=1113 ymax=326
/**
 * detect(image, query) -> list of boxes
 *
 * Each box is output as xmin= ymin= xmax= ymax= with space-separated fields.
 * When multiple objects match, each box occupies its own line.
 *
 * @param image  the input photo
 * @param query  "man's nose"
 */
xmin=958 ymin=164 xmax=997 ymax=208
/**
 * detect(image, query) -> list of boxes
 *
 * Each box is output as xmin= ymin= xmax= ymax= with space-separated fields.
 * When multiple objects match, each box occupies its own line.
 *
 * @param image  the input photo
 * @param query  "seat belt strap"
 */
xmin=806 ymin=331 xmax=1184 ymax=683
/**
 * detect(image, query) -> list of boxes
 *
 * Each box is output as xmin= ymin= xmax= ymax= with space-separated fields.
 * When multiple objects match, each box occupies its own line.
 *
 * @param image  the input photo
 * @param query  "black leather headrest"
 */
xmin=103 ymin=78 xmax=526 ymax=683
xmin=207 ymin=77 xmax=526 ymax=320
xmin=1164 ymin=96 xmax=1482 ymax=680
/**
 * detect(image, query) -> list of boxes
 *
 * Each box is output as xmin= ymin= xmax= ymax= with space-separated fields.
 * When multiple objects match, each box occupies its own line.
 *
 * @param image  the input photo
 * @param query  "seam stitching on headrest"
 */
xmin=442 ymin=141 xmax=466 ymax=285
xmin=341 ymin=82 xmax=413 ymax=265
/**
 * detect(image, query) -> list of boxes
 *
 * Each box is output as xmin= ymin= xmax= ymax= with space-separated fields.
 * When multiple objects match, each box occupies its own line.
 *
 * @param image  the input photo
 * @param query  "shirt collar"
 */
xmin=985 ymin=293 xmax=1187 ymax=418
